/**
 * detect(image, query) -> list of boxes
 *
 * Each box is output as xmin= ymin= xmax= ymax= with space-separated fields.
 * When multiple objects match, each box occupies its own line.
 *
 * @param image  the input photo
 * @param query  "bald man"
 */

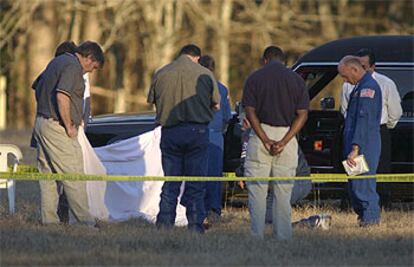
xmin=338 ymin=56 xmax=382 ymax=226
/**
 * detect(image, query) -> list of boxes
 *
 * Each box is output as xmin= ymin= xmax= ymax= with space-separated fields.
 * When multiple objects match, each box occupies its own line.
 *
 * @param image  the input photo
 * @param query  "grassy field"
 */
xmin=0 ymin=181 xmax=413 ymax=267
xmin=1 ymin=130 xmax=413 ymax=266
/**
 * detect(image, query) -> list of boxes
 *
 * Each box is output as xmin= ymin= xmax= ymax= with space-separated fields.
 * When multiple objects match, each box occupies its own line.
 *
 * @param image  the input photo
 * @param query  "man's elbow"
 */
xmin=297 ymin=109 xmax=308 ymax=120
xmin=56 ymin=91 xmax=70 ymax=103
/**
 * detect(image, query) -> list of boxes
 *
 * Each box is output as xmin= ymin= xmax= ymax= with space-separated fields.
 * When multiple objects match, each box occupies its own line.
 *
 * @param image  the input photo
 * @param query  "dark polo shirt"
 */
xmin=33 ymin=53 xmax=85 ymax=126
xmin=147 ymin=55 xmax=220 ymax=127
xmin=242 ymin=61 xmax=309 ymax=126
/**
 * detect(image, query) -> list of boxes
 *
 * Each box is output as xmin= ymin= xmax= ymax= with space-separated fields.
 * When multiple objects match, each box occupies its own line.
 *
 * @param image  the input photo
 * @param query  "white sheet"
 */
xmin=78 ymin=126 xmax=187 ymax=226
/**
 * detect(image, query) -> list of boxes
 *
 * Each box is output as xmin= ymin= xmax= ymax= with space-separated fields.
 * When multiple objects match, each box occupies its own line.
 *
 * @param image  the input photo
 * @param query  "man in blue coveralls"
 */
xmin=199 ymin=55 xmax=232 ymax=225
xmin=338 ymin=56 xmax=382 ymax=226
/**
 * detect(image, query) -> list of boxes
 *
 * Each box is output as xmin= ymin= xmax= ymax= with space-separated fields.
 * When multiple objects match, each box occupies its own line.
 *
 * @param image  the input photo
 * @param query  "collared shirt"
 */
xmin=147 ymin=55 xmax=220 ymax=127
xmin=340 ymin=71 xmax=402 ymax=128
xmin=33 ymin=53 xmax=85 ymax=126
xmin=242 ymin=61 xmax=309 ymax=127
xmin=208 ymin=81 xmax=232 ymax=133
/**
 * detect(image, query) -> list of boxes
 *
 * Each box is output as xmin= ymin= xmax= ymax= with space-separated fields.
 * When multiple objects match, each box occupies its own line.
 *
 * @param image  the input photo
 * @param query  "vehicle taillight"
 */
xmin=314 ymin=140 xmax=323 ymax=151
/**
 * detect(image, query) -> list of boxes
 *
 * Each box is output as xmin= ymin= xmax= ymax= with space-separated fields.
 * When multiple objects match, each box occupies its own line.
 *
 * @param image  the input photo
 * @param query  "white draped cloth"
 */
xmin=77 ymin=126 xmax=187 ymax=226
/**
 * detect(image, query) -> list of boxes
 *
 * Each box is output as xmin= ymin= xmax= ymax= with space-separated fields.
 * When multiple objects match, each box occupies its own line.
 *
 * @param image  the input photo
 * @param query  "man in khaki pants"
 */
xmin=32 ymin=41 xmax=104 ymax=225
xmin=242 ymin=46 xmax=309 ymax=240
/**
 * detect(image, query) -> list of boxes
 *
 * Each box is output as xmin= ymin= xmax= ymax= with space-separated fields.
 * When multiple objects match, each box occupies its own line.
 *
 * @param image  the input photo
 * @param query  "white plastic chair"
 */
xmin=0 ymin=144 xmax=23 ymax=214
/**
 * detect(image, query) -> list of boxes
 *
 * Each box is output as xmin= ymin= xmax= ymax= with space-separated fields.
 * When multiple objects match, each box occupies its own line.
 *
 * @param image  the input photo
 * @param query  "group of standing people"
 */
xmin=31 ymin=39 xmax=401 ymax=239
xmin=239 ymin=46 xmax=401 ymax=239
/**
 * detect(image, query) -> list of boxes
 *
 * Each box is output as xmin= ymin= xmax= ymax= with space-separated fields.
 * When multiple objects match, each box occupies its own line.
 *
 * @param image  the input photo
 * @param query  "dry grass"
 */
xmin=0 ymin=181 xmax=413 ymax=267
xmin=1 ymin=130 xmax=413 ymax=266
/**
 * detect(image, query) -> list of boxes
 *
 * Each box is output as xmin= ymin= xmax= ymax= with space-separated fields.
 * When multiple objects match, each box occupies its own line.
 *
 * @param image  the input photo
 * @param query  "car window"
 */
xmin=297 ymin=66 xmax=414 ymax=116
xmin=297 ymin=67 xmax=341 ymax=111
xmin=309 ymin=75 xmax=343 ymax=111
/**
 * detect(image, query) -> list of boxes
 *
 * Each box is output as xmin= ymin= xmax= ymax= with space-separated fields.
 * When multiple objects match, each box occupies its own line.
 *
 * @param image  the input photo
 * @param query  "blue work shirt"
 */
xmin=343 ymin=72 xmax=382 ymax=174
xmin=208 ymin=82 xmax=232 ymax=133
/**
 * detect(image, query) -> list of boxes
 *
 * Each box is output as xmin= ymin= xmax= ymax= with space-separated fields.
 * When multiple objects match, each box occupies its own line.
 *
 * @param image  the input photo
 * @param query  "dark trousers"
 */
xmin=344 ymin=125 xmax=381 ymax=226
xmin=348 ymin=178 xmax=380 ymax=225
xmin=156 ymin=123 xmax=209 ymax=233
xmin=204 ymin=131 xmax=224 ymax=216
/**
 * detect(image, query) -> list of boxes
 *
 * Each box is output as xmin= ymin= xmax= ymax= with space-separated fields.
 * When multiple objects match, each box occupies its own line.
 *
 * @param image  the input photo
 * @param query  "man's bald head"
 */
xmin=339 ymin=55 xmax=364 ymax=69
xmin=338 ymin=55 xmax=366 ymax=85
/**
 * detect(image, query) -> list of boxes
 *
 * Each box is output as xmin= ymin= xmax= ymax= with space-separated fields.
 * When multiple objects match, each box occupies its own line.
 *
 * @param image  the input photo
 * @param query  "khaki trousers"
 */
xmin=34 ymin=117 xmax=94 ymax=225
xmin=244 ymin=124 xmax=298 ymax=240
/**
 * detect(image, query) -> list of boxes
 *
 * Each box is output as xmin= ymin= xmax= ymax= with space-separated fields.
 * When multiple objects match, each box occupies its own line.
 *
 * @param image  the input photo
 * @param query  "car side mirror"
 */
xmin=320 ymin=97 xmax=335 ymax=110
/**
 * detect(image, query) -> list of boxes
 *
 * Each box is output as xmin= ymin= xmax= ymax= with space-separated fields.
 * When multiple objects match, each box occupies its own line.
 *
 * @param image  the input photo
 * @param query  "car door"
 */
xmin=375 ymin=65 xmax=414 ymax=173
xmin=294 ymin=65 xmax=345 ymax=173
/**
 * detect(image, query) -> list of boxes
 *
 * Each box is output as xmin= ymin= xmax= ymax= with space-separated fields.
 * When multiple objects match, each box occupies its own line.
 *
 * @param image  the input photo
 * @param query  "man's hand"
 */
xmin=270 ymin=140 xmax=287 ymax=155
xmin=65 ymin=124 xmax=78 ymax=138
xmin=238 ymin=180 xmax=246 ymax=190
xmin=346 ymin=145 xmax=359 ymax=167
xmin=242 ymin=117 xmax=251 ymax=129
xmin=57 ymin=91 xmax=77 ymax=138
xmin=263 ymin=138 xmax=277 ymax=154
xmin=270 ymin=109 xmax=308 ymax=156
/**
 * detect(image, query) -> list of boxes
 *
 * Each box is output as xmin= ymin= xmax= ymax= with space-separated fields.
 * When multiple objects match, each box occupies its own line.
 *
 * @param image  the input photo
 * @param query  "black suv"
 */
xmin=290 ymin=35 xmax=414 ymax=203
xmin=292 ymin=35 xmax=413 ymax=174
xmin=86 ymin=35 xmax=414 ymax=202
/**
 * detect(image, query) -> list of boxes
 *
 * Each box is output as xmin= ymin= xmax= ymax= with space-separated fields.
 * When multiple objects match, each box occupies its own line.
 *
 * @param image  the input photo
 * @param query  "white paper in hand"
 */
xmin=342 ymin=155 xmax=370 ymax=176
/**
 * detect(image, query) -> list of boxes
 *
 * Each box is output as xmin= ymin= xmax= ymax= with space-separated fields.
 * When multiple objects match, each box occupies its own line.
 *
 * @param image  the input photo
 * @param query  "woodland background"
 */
xmin=1 ymin=0 xmax=413 ymax=129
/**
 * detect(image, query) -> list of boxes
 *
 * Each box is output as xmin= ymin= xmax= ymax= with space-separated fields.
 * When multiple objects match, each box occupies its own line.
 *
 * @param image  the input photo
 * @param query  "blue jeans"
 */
xmin=204 ymin=130 xmax=224 ymax=216
xmin=156 ymin=123 xmax=209 ymax=233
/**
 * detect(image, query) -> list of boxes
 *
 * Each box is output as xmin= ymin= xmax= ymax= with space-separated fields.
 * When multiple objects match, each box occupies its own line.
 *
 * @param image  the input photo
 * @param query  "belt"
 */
xmin=380 ymin=124 xmax=388 ymax=129
xmin=165 ymin=122 xmax=209 ymax=128
xmin=37 ymin=114 xmax=57 ymax=121
xmin=37 ymin=114 xmax=64 ymax=126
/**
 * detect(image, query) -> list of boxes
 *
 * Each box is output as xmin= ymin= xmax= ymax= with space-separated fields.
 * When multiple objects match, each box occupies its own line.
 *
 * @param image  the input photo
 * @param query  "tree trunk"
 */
xmin=218 ymin=0 xmax=232 ymax=86
xmin=26 ymin=3 xmax=55 ymax=128
xmin=318 ymin=0 xmax=338 ymax=40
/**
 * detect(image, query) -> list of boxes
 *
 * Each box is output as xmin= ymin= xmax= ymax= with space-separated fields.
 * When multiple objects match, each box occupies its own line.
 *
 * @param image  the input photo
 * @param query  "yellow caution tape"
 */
xmin=0 ymin=169 xmax=413 ymax=182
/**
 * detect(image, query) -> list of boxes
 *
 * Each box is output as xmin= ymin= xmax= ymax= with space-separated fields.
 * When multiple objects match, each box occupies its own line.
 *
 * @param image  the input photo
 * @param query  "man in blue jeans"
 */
xmin=147 ymin=44 xmax=220 ymax=233
xmin=199 ymin=55 xmax=232 ymax=225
